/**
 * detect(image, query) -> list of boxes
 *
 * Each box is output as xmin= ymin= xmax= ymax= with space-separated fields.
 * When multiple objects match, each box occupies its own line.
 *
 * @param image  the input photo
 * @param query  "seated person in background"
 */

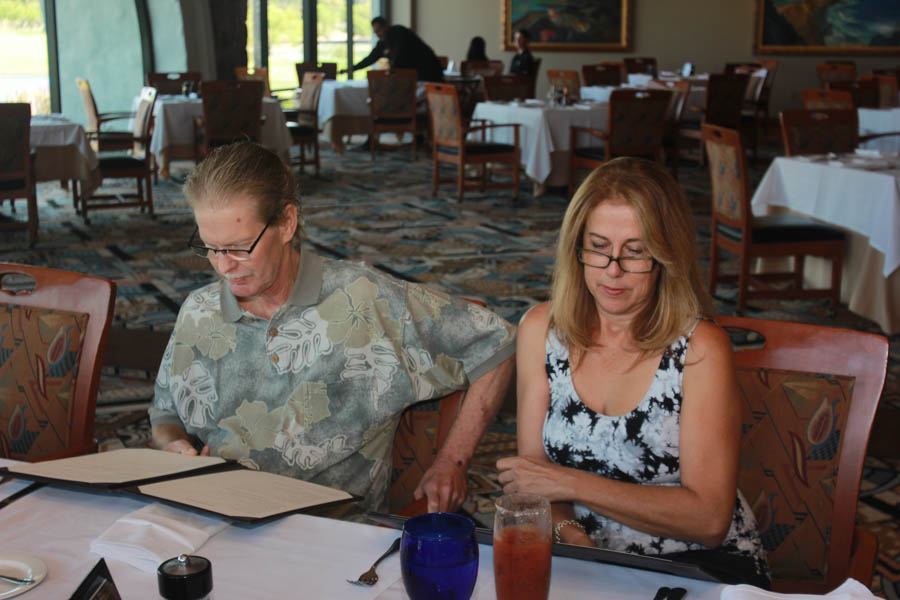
xmin=150 ymin=142 xmax=515 ymax=516
xmin=384 ymin=25 xmax=444 ymax=82
xmin=466 ymin=36 xmax=488 ymax=62
xmin=341 ymin=16 xmax=388 ymax=75
xmin=509 ymin=28 xmax=536 ymax=77
xmin=497 ymin=158 xmax=769 ymax=587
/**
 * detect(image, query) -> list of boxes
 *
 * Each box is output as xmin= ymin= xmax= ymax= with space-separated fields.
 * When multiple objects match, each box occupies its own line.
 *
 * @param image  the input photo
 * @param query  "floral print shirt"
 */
xmin=542 ymin=327 xmax=769 ymax=578
xmin=150 ymin=250 xmax=515 ymax=513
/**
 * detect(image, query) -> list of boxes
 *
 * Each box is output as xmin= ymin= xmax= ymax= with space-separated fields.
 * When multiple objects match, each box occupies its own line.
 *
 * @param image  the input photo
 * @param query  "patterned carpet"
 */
xmin=1 ymin=139 xmax=897 ymax=596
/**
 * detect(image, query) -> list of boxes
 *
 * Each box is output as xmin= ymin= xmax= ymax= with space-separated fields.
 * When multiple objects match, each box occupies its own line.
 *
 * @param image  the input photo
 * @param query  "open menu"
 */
xmin=0 ymin=448 xmax=356 ymax=524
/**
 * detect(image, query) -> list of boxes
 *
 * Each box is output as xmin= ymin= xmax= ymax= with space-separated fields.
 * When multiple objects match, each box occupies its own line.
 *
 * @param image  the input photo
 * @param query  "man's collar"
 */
xmin=220 ymin=249 xmax=324 ymax=322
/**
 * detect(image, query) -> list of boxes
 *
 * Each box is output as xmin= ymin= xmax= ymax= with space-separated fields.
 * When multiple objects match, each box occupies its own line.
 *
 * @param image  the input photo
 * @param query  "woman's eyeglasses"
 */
xmin=577 ymin=247 xmax=656 ymax=273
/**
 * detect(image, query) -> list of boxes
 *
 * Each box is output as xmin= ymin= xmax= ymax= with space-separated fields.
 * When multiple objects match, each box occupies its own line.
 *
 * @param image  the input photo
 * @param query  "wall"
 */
xmin=405 ymin=0 xmax=900 ymax=114
xmin=148 ymin=0 xmax=187 ymax=73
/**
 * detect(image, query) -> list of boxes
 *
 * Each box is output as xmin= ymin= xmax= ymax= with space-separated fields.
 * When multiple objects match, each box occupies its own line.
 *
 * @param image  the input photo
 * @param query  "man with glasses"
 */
xmin=150 ymin=142 xmax=515 ymax=516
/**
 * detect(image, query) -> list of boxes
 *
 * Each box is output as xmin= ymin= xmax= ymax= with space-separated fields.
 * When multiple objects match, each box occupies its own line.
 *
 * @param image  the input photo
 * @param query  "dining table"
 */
xmin=0 ymin=457 xmax=731 ymax=599
xmin=145 ymin=94 xmax=292 ymax=177
xmin=317 ymin=79 xmax=372 ymax=153
xmin=29 ymin=114 xmax=101 ymax=203
xmin=471 ymin=99 xmax=610 ymax=195
xmin=858 ymin=107 xmax=900 ymax=154
xmin=750 ymin=150 xmax=900 ymax=335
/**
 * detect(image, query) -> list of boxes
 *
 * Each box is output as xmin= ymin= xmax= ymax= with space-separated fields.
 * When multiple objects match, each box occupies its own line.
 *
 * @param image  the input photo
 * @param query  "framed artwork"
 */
xmin=501 ymin=0 xmax=633 ymax=52
xmin=755 ymin=0 xmax=900 ymax=55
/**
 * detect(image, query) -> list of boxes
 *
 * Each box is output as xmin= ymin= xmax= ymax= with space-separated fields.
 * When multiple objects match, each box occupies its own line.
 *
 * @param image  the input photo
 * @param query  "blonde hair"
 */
xmin=550 ymin=157 xmax=713 ymax=356
xmin=183 ymin=141 xmax=302 ymax=249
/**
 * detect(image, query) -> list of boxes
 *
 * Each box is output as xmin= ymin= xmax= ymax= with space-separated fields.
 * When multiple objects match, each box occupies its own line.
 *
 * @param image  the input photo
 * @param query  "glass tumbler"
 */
xmin=493 ymin=493 xmax=552 ymax=600
xmin=400 ymin=512 xmax=479 ymax=600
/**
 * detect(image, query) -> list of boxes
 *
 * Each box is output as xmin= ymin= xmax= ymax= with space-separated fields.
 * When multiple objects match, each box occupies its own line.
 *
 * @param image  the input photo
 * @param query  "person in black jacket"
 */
xmin=342 ymin=16 xmax=388 ymax=74
xmin=509 ymin=28 xmax=537 ymax=77
xmin=384 ymin=25 xmax=444 ymax=82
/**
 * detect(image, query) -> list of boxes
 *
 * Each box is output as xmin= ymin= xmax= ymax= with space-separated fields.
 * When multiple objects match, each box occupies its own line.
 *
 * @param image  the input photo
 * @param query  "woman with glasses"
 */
xmin=497 ymin=158 xmax=769 ymax=586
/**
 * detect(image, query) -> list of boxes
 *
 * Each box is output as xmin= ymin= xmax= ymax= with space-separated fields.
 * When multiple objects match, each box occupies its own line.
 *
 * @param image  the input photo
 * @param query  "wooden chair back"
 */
xmin=716 ymin=315 xmax=888 ymax=593
xmin=780 ymin=109 xmax=858 ymax=156
xmin=605 ymin=88 xmax=671 ymax=158
xmin=460 ymin=60 xmax=504 ymax=78
xmin=648 ymin=79 xmax=690 ymax=127
xmin=816 ymin=63 xmax=857 ymax=88
xmin=480 ymin=74 xmax=532 ymax=102
xmin=702 ymin=124 xmax=751 ymax=235
xmin=425 ymin=82 xmax=463 ymax=148
xmin=623 ymin=56 xmax=657 ymax=77
xmin=198 ymin=80 xmax=265 ymax=149
xmin=235 ymin=67 xmax=272 ymax=96
xmin=0 ymin=264 xmax=116 ymax=462
xmin=295 ymin=61 xmax=337 ymax=83
xmin=296 ymin=71 xmax=324 ymax=126
xmin=756 ymin=59 xmax=778 ymax=107
xmin=75 ymin=77 xmax=102 ymax=134
xmin=703 ymin=73 xmax=750 ymax=129
xmin=800 ymin=89 xmax=854 ymax=110
xmin=0 ymin=103 xmax=37 ymax=245
xmin=582 ymin=63 xmax=623 ymax=87
xmin=724 ymin=62 xmax=762 ymax=75
xmin=547 ymin=69 xmax=581 ymax=100
xmin=860 ymin=74 xmax=899 ymax=108
xmin=828 ymin=79 xmax=880 ymax=109
xmin=367 ymin=68 xmax=417 ymax=119
xmin=146 ymin=71 xmax=202 ymax=95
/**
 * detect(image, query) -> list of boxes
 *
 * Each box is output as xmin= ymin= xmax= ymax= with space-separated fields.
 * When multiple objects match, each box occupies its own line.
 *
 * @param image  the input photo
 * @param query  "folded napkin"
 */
xmin=721 ymin=578 xmax=876 ymax=600
xmin=854 ymin=148 xmax=882 ymax=158
xmin=90 ymin=503 xmax=227 ymax=572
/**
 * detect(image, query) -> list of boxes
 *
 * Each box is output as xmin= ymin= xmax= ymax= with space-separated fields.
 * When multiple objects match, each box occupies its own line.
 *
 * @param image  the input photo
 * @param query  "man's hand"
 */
xmin=161 ymin=438 xmax=209 ymax=456
xmin=414 ymin=456 xmax=468 ymax=513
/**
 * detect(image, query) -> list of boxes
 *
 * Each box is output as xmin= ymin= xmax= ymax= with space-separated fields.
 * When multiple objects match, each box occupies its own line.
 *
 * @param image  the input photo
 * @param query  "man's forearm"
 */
xmin=151 ymin=423 xmax=190 ymax=450
xmin=434 ymin=356 xmax=514 ymax=468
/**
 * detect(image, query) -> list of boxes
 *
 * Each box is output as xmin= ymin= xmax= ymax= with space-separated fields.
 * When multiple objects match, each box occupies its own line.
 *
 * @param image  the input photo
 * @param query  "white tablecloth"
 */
xmin=29 ymin=114 xmax=101 ymax=198
xmin=751 ymin=154 xmax=900 ymax=333
xmin=858 ymin=107 xmax=900 ymax=153
xmin=0 ymin=457 xmax=725 ymax=600
xmin=147 ymin=95 xmax=292 ymax=173
xmin=318 ymin=79 xmax=370 ymax=124
xmin=471 ymin=100 xmax=610 ymax=185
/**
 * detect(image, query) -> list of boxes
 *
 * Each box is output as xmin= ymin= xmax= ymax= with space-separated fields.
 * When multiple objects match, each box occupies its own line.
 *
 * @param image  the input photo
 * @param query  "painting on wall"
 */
xmin=501 ymin=0 xmax=633 ymax=52
xmin=755 ymin=0 xmax=900 ymax=55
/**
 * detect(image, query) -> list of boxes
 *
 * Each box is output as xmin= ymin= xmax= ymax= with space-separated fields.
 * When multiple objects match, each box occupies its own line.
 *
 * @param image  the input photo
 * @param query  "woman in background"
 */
xmin=466 ymin=36 xmax=488 ymax=62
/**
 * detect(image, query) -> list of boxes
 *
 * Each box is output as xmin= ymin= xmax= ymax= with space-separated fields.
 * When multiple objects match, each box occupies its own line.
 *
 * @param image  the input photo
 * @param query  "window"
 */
xmin=0 ymin=0 xmax=50 ymax=114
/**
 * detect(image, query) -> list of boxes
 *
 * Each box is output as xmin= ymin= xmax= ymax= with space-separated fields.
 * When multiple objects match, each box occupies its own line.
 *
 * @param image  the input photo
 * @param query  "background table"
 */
xmin=858 ymin=107 xmax=900 ymax=154
xmin=317 ymin=79 xmax=371 ymax=153
xmin=29 ymin=114 xmax=101 ymax=200
xmin=148 ymin=95 xmax=292 ymax=175
xmin=751 ymin=154 xmax=900 ymax=334
xmin=0 ymin=460 xmax=725 ymax=599
xmin=471 ymin=100 xmax=609 ymax=191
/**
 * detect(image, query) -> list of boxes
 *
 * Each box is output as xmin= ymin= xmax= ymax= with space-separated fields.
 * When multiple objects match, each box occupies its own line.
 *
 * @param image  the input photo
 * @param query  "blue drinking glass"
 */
xmin=400 ymin=513 xmax=479 ymax=600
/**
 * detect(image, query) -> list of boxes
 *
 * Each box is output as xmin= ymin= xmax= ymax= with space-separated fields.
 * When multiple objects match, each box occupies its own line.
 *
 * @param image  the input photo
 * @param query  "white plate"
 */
xmin=0 ymin=553 xmax=47 ymax=599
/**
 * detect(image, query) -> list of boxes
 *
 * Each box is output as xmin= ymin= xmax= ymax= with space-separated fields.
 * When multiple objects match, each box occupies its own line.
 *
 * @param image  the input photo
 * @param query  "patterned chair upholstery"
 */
xmin=367 ymin=69 xmax=418 ymax=160
xmin=196 ymin=79 xmax=265 ymax=158
xmin=779 ymin=109 xmax=858 ymax=157
xmin=287 ymin=71 xmax=324 ymax=175
xmin=0 ymin=103 xmax=37 ymax=246
xmin=568 ymin=88 xmax=671 ymax=197
xmin=828 ymin=80 xmax=880 ymax=109
xmin=703 ymin=124 xmax=846 ymax=311
xmin=547 ymin=69 xmax=581 ymax=101
xmin=425 ymin=83 xmax=520 ymax=201
xmin=800 ymin=89 xmax=854 ymax=110
xmin=0 ymin=264 xmax=115 ymax=462
xmin=719 ymin=315 xmax=888 ymax=593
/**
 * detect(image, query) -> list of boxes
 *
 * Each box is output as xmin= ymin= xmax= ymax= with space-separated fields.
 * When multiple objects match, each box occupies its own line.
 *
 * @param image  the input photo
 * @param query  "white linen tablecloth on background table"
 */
xmin=29 ymin=114 xmax=101 ymax=197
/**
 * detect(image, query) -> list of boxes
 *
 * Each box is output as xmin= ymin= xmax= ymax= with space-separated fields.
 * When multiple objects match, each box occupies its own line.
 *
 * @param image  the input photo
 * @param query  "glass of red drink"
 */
xmin=493 ymin=493 xmax=552 ymax=600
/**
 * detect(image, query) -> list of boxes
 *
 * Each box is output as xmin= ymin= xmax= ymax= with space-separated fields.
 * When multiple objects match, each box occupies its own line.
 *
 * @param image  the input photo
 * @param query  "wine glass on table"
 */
xmin=400 ymin=513 xmax=479 ymax=600
xmin=493 ymin=493 xmax=552 ymax=600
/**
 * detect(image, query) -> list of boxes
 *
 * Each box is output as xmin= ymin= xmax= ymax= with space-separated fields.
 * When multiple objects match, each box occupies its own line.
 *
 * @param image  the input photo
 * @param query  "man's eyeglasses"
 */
xmin=188 ymin=219 xmax=273 ymax=262
xmin=577 ymin=247 xmax=656 ymax=273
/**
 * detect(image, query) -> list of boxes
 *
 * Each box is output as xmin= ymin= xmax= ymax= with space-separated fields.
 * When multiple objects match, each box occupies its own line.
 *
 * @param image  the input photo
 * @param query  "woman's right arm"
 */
xmin=151 ymin=424 xmax=208 ymax=456
xmin=515 ymin=303 xmax=594 ymax=546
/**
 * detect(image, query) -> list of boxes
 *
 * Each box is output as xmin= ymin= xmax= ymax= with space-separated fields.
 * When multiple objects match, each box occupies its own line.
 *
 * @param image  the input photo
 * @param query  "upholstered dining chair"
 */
xmin=678 ymin=73 xmax=749 ymax=166
xmin=647 ymin=79 xmax=690 ymax=180
xmin=779 ymin=109 xmax=858 ymax=157
xmin=235 ymin=66 xmax=272 ymax=96
xmin=800 ymin=89 xmax=854 ymax=110
xmin=828 ymin=79 xmax=881 ymax=109
xmin=547 ymin=69 xmax=581 ymax=101
xmin=81 ymin=86 xmax=157 ymax=224
xmin=0 ymin=103 xmax=38 ymax=246
xmin=703 ymin=124 xmax=845 ymax=311
xmin=288 ymin=71 xmax=324 ymax=175
xmin=75 ymin=77 xmax=134 ymax=152
xmin=717 ymin=315 xmax=887 ymax=593
xmin=367 ymin=69 xmax=418 ymax=160
xmin=460 ymin=60 xmax=504 ymax=79
xmin=295 ymin=61 xmax=337 ymax=83
xmin=195 ymin=80 xmax=265 ymax=159
xmin=581 ymin=63 xmax=623 ymax=87
xmin=480 ymin=75 xmax=532 ymax=102
xmin=0 ymin=263 xmax=116 ymax=462
xmin=816 ymin=63 xmax=857 ymax=88
xmin=737 ymin=60 xmax=778 ymax=160
xmin=860 ymin=73 xmax=899 ymax=108
xmin=146 ymin=71 xmax=202 ymax=95
xmin=425 ymin=83 xmax=520 ymax=201
xmin=623 ymin=57 xmax=657 ymax=77
xmin=568 ymin=88 xmax=671 ymax=197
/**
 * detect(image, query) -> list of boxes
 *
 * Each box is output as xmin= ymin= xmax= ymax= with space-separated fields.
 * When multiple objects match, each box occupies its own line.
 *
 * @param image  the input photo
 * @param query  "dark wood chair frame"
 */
xmin=367 ymin=69 xmax=419 ymax=160
xmin=0 ymin=103 xmax=38 ymax=246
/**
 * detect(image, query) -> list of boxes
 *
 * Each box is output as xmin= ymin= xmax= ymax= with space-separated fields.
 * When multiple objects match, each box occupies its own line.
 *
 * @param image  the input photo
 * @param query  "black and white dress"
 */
xmin=542 ymin=326 xmax=768 ymax=579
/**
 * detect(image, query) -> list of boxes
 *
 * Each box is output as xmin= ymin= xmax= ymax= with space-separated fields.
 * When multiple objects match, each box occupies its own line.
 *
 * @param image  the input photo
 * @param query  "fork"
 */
xmin=0 ymin=573 xmax=34 ymax=586
xmin=346 ymin=537 xmax=402 ymax=587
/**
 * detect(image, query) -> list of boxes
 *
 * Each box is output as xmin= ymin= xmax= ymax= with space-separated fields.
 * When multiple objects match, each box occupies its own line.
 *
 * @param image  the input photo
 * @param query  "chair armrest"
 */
xmin=466 ymin=122 xmax=521 ymax=134
xmin=570 ymin=125 xmax=608 ymax=142
xmin=97 ymin=111 xmax=135 ymax=125
xmin=847 ymin=527 xmax=878 ymax=588
xmin=858 ymin=131 xmax=900 ymax=143
xmin=683 ymin=103 xmax=705 ymax=116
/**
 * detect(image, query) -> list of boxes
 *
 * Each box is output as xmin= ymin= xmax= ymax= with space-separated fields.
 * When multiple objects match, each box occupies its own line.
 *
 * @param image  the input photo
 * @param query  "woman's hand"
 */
xmin=495 ymin=456 xmax=578 ymax=502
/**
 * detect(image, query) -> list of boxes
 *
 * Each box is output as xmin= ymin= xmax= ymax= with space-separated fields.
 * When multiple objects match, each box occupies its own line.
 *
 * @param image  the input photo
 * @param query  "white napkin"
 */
xmin=854 ymin=148 xmax=882 ymax=158
xmin=721 ymin=578 xmax=876 ymax=600
xmin=90 ymin=503 xmax=227 ymax=572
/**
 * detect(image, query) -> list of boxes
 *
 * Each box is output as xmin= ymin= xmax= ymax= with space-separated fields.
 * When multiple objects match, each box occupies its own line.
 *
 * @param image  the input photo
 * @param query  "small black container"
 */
xmin=157 ymin=554 xmax=213 ymax=600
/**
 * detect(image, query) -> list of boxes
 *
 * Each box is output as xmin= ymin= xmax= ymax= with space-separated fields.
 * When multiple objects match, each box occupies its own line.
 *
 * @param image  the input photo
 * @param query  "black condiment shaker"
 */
xmin=157 ymin=554 xmax=213 ymax=600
